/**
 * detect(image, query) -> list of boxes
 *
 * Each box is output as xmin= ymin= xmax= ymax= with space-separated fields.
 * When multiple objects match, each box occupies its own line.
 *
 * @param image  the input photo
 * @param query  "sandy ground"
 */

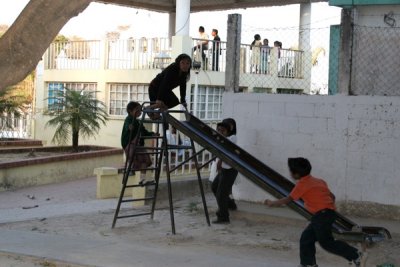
xmin=0 ymin=252 xmax=88 ymax=267
xmin=0 ymin=177 xmax=399 ymax=267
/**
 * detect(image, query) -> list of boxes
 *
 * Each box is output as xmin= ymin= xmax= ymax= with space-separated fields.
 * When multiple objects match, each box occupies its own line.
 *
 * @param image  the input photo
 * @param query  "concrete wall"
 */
xmin=0 ymin=153 xmax=122 ymax=189
xmin=223 ymin=93 xmax=400 ymax=218
xmin=351 ymin=5 xmax=400 ymax=96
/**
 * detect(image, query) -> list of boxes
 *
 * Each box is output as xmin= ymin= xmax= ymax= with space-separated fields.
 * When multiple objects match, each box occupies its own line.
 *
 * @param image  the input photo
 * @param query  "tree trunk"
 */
xmin=72 ymin=130 xmax=79 ymax=152
xmin=0 ymin=0 xmax=92 ymax=91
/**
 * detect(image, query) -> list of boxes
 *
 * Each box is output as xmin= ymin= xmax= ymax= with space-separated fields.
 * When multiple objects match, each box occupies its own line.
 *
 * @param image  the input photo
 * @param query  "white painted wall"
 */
xmin=356 ymin=5 xmax=400 ymax=27
xmin=222 ymin=93 xmax=400 ymax=207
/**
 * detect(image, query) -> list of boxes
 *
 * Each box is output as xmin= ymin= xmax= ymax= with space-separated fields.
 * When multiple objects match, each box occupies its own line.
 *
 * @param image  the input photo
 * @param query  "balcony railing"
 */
xmin=44 ymin=40 xmax=102 ymax=70
xmin=44 ymin=38 xmax=172 ymax=70
xmin=43 ymin=38 xmax=304 ymax=80
xmin=0 ymin=112 xmax=32 ymax=139
xmin=240 ymin=44 xmax=304 ymax=79
xmin=107 ymin=38 xmax=171 ymax=70
xmin=191 ymin=38 xmax=227 ymax=72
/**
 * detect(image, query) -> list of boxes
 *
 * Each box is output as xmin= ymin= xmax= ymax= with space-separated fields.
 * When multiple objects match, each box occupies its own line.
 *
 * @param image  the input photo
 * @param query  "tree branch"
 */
xmin=0 ymin=0 xmax=92 ymax=91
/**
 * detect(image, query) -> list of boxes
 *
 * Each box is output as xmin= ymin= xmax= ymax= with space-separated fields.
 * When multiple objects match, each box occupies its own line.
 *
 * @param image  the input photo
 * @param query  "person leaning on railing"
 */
xmin=147 ymin=54 xmax=192 ymax=119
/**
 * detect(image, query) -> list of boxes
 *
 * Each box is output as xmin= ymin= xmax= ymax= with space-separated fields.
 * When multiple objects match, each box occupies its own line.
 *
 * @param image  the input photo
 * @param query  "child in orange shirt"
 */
xmin=264 ymin=158 xmax=366 ymax=267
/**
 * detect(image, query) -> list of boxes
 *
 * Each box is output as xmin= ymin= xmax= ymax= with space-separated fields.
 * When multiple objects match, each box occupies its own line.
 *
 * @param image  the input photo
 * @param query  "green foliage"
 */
xmin=53 ymin=34 xmax=69 ymax=43
xmin=45 ymin=88 xmax=108 ymax=151
xmin=0 ymin=82 xmax=32 ymax=117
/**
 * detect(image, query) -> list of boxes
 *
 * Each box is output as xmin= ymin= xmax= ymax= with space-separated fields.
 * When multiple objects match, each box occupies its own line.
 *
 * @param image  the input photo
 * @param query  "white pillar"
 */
xmin=175 ymin=0 xmax=190 ymax=36
xmin=168 ymin=12 xmax=176 ymax=40
xmin=299 ymin=2 xmax=311 ymax=51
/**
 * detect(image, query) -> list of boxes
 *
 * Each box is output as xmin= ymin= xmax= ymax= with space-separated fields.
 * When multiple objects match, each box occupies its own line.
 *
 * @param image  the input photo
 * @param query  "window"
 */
xmin=47 ymin=82 xmax=97 ymax=111
xmin=277 ymin=88 xmax=303 ymax=94
xmin=253 ymin=87 xmax=272 ymax=93
xmin=109 ymin=83 xmax=149 ymax=116
xmin=190 ymin=85 xmax=224 ymax=121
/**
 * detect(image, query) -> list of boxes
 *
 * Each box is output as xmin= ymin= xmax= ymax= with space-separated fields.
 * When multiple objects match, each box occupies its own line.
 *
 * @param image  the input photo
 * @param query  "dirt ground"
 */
xmin=0 ymin=252 xmax=88 ymax=267
xmin=0 ymin=177 xmax=398 ymax=267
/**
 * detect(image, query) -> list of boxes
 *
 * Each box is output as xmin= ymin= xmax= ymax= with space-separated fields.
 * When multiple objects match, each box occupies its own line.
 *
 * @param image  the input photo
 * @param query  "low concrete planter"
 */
xmin=0 ymin=146 xmax=123 ymax=190
xmin=0 ymin=138 xmax=43 ymax=148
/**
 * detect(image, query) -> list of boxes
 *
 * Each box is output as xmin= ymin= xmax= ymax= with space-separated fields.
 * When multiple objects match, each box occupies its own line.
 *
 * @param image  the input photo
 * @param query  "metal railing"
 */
xmin=43 ymin=38 xmax=303 ymax=78
xmin=44 ymin=38 xmax=172 ymax=70
xmin=278 ymin=48 xmax=304 ymax=79
xmin=0 ymin=112 xmax=32 ymax=139
xmin=44 ymin=40 xmax=101 ymax=70
xmin=165 ymin=120 xmax=218 ymax=176
xmin=192 ymin=38 xmax=227 ymax=72
xmin=240 ymin=44 xmax=304 ymax=79
xmin=107 ymin=38 xmax=172 ymax=70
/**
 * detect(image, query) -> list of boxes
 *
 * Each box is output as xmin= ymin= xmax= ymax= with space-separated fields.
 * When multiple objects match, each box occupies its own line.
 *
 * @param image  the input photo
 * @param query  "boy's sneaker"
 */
xmin=351 ymin=251 xmax=368 ymax=267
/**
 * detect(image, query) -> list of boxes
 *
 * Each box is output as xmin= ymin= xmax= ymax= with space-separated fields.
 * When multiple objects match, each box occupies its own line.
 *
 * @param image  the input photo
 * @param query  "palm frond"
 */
xmin=45 ymin=87 xmax=108 ymax=149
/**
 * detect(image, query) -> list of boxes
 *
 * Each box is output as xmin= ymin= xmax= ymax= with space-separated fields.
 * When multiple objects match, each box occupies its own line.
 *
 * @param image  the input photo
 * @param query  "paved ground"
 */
xmin=0 ymin=177 xmax=399 ymax=267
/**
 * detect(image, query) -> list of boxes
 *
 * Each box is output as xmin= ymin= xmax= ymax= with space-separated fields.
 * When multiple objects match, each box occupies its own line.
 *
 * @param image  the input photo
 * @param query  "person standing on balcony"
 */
xmin=274 ymin=40 xmax=282 ymax=58
xmin=147 ymin=54 xmax=192 ymax=119
xmin=250 ymin=34 xmax=262 ymax=74
xmin=193 ymin=26 xmax=209 ymax=69
xmin=211 ymin=29 xmax=221 ymax=71
xmin=261 ymin=38 xmax=270 ymax=74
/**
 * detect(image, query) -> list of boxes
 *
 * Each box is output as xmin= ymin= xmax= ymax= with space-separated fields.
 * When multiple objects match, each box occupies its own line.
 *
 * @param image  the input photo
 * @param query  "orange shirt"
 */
xmin=290 ymin=175 xmax=336 ymax=214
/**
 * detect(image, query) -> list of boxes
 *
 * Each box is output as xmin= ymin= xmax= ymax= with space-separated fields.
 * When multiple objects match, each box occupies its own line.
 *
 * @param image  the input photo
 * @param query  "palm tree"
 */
xmin=46 ymin=88 xmax=108 ymax=152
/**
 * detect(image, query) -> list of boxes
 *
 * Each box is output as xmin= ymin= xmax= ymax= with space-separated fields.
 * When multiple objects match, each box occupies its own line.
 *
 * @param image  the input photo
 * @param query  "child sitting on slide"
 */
xmin=264 ymin=157 xmax=367 ymax=267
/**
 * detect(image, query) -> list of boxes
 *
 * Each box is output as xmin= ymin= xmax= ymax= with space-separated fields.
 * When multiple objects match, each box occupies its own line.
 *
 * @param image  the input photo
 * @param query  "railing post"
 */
xmin=100 ymin=39 xmax=109 ymax=70
xmin=270 ymin=48 xmax=279 ymax=93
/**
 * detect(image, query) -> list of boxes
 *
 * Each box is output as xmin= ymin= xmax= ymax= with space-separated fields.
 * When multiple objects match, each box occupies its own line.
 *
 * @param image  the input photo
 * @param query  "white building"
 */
xmin=34 ymin=0 xmax=319 ymax=149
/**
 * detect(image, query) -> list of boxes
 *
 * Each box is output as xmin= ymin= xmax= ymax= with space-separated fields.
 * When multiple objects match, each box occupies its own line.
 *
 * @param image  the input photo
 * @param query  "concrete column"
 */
xmin=225 ymin=14 xmax=242 ymax=93
xmin=168 ymin=12 xmax=176 ymax=40
xmin=299 ymin=3 xmax=311 ymax=52
xmin=175 ymin=0 xmax=190 ymax=36
xmin=299 ymin=2 xmax=312 ymax=93
xmin=338 ymin=9 xmax=354 ymax=95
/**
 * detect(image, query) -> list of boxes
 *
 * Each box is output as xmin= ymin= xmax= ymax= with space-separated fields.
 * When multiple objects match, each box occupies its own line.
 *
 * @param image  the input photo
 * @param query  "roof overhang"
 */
xmin=330 ymin=0 xmax=400 ymax=8
xmin=96 ymin=0 xmax=328 ymax=13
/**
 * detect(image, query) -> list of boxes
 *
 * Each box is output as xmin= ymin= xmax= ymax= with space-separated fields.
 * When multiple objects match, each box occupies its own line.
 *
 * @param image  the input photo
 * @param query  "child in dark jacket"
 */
xmin=212 ymin=122 xmax=238 ymax=224
xmin=121 ymin=101 xmax=156 ymax=184
xmin=264 ymin=158 xmax=366 ymax=267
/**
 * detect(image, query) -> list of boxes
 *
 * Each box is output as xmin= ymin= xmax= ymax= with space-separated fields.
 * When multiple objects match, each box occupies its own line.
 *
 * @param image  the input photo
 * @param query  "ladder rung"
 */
xmin=142 ymin=119 xmax=164 ymax=124
xmin=117 ymin=212 xmax=152 ymax=219
xmin=121 ymin=197 xmax=155 ymax=203
xmin=140 ymin=136 xmax=163 ymax=139
xmin=140 ymin=147 xmax=163 ymax=150
xmin=134 ymin=151 xmax=162 ymax=155
xmin=168 ymin=145 xmax=192 ymax=150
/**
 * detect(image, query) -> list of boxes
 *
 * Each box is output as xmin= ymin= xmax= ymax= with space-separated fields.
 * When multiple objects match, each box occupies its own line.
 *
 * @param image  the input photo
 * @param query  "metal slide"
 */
xmin=165 ymin=111 xmax=391 ymax=243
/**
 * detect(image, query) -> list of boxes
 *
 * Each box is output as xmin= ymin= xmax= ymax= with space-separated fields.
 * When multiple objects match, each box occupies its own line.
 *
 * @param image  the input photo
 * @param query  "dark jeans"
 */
xmin=211 ymin=168 xmax=238 ymax=220
xmin=300 ymin=209 xmax=359 ymax=266
xmin=212 ymin=52 xmax=219 ymax=71
xmin=148 ymin=86 xmax=180 ymax=109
